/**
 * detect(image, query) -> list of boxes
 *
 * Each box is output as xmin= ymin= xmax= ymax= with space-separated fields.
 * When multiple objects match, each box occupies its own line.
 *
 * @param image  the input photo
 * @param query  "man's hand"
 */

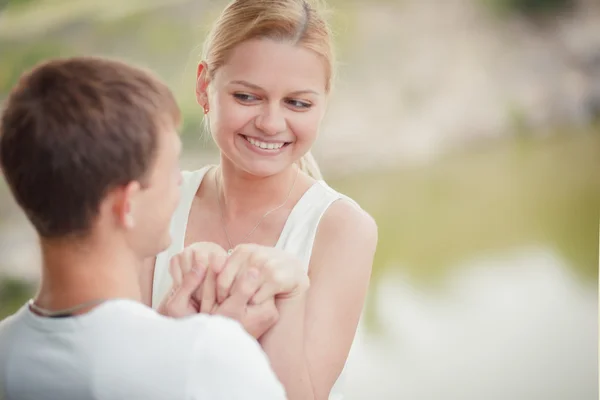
xmin=166 ymin=242 xmax=228 ymax=314
xmin=157 ymin=266 xmax=207 ymax=318
xmin=213 ymin=268 xmax=280 ymax=339
xmin=163 ymin=242 xmax=280 ymax=338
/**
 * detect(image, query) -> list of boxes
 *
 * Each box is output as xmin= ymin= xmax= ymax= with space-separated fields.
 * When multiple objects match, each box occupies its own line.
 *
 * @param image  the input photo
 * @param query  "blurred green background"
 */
xmin=0 ymin=0 xmax=598 ymax=399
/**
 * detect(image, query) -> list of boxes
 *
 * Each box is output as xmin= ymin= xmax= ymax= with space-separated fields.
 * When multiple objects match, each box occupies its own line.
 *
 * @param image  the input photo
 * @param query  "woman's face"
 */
xmin=197 ymin=38 xmax=328 ymax=177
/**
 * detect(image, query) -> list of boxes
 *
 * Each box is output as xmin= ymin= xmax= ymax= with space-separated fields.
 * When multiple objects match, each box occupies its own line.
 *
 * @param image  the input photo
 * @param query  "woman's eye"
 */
xmin=286 ymin=99 xmax=312 ymax=109
xmin=233 ymin=93 xmax=258 ymax=102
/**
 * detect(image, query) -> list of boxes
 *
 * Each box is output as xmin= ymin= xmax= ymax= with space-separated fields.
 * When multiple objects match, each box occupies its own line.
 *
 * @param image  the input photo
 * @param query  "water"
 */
xmin=327 ymin=131 xmax=599 ymax=399
xmin=343 ymin=248 xmax=596 ymax=399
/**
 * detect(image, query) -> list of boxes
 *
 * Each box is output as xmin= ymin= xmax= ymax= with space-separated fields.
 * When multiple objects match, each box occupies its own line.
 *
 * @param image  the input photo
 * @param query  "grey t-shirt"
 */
xmin=0 ymin=299 xmax=286 ymax=400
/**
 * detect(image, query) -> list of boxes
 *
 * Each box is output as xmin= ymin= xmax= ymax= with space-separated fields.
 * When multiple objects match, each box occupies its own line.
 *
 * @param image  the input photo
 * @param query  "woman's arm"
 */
xmin=259 ymin=200 xmax=378 ymax=399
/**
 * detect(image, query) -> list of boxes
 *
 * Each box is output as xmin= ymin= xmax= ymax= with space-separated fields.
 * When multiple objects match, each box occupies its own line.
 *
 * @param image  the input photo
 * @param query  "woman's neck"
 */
xmin=217 ymin=157 xmax=300 ymax=220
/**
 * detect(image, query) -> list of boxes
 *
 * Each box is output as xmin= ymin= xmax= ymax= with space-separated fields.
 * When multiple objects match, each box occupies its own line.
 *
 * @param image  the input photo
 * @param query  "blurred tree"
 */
xmin=485 ymin=0 xmax=575 ymax=16
xmin=3 ymin=0 xmax=37 ymax=10
xmin=0 ymin=41 xmax=68 ymax=96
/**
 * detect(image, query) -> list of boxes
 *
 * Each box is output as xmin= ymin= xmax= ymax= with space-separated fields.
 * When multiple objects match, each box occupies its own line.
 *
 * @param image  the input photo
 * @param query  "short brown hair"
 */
xmin=0 ymin=56 xmax=180 ymax=239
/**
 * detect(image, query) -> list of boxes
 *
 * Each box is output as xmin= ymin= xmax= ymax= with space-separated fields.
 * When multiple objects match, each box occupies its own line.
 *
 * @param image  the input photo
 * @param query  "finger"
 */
xmin=191 ymin=246 xmax=218 ymax=307
xmin=200 ymin=268 xmax=217 ymax=313
xmin=244 ymin=298 xmax=279 ymax=339
xmin=209 ymin=248 xmax=228 ymax=274
xmin=189 ymin=295 xmax=200 ymax=312
xmin=181 ymin=248 xmax=195 ymax=274
xmin=169 ymin=256 xmax=183 ymax=287
xmin=249 ymin=281 xmax=280 ymax=305
xmin=190 ymin=242 xmax=227 ymax=268
xmin=215 ymin=251 xmax=247 ymax=304
xmin=192 ymin=282 xmax=203 ymax=309
xmin=168 ymin=266 xmax=207 ymax=316
xmin=215 ymin=243 xmax=254 ymax=274
xmin=191 ymin=250 xmax=205 ymax=302
xmin=157 ymin=285 xmax=178 ymax=315
xmin=217 ymin=268 xmax=261 ymax=318
xmin=227 ymin=268 xmax=262 ymax=307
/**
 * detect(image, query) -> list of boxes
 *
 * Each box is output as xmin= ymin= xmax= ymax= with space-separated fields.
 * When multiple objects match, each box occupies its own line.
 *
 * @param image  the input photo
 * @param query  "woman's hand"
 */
xmin=168 ymin=242 xmax=227 ymax=313
xmin=164 ymin=242 xmax=280 ymax=339
xmin=214 ymin=243 xmax=310 ymax=306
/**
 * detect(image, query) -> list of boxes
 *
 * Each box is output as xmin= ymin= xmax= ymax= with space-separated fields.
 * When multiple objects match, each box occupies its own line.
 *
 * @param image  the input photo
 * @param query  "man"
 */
xmin=0 ymin=56 xmax=285 ymax=399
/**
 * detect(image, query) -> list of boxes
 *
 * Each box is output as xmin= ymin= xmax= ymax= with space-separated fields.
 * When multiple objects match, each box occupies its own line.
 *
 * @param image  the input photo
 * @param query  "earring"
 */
xmin=124 ymin=213 xmax=135 ymax=229
xmin=203 ymin=105 xmax=209 ymax=114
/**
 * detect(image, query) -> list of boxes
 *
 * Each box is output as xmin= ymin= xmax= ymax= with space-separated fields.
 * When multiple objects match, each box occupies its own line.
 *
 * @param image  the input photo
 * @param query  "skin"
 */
xmin=142 ymin=38 xmax=378 ymax=399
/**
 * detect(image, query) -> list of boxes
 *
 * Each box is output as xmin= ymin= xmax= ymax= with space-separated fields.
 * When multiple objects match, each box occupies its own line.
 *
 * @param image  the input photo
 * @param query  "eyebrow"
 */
xmin=228 ymin=80 xmax=319 ymax=96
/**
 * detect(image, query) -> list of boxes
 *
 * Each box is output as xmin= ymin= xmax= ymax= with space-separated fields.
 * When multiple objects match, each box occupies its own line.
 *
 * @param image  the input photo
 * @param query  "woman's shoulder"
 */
xmin=315 ymin=181 xmax=378 ymax=247
xmin=325 ymin=196 xmax=377 ymax=239
xmin=313 ymin=180 xmax=362 ymax=210
xmin=308 ymin=181 xmax=378 ymax=276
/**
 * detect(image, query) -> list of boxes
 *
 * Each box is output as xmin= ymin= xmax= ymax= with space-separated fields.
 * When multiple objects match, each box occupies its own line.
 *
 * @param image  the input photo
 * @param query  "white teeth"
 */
xmin=246 ymin=136 xmax=285 ymax=150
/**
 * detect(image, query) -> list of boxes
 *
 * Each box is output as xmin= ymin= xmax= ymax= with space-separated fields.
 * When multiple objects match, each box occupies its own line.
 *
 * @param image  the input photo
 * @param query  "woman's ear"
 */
xmin=196 ymin=61 xmax=210 ymax=111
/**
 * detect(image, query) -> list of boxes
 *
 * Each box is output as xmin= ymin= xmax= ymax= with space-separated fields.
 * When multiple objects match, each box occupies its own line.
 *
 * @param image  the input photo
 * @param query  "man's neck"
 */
xmin=34 ymin=235 xmax=143 ymax=314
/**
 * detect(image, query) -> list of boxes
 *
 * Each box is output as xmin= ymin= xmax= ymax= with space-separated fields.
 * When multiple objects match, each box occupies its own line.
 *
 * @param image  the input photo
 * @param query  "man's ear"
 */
xmin=196 ymin=61 xmax=210 ymax=109
xmin=112 ymin=181 xmax=142 ymax=230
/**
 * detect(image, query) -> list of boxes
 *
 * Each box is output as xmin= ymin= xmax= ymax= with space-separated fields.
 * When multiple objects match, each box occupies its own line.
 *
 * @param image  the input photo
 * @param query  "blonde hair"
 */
xmin=202 ymin=0 xmax=335 ymax=180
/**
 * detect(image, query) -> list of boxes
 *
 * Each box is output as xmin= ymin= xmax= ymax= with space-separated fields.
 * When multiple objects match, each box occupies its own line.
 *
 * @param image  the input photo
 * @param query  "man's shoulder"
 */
xmin=129 ymin=312 xmax=286 ymax=399
xmin=184 ymin=314 xmax=252 ymax=351
xmin=0 ymin=303 xmax=28 ymax=338
xmin=112 ymin=302 xmax=249 ymax=348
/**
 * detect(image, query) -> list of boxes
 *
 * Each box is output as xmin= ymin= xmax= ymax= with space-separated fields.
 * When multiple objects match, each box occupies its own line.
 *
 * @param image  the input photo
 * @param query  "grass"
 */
xmin=328 ymin=128 xmax=600 ymax=290
xmin=0 ymin=278 xmax=35 ymax=321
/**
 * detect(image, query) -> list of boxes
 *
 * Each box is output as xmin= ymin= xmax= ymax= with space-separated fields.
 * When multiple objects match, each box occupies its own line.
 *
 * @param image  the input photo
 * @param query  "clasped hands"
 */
xmin=158 ymin=242 xmax=309 ymax=339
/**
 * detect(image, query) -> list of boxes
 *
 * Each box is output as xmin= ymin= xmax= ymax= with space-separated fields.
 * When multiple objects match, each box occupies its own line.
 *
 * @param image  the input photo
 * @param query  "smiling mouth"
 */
xmin=241 ymin=135 xmax=291 ymax=150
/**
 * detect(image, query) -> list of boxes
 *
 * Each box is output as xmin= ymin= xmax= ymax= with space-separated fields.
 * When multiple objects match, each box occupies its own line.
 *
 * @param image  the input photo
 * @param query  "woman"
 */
xmin=142 ymin=0 xmax=378 ymax=398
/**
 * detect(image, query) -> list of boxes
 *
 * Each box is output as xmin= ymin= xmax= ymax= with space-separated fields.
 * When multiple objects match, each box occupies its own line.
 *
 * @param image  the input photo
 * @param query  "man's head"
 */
xmin=0 ymin=56 xmax=182 ymax=258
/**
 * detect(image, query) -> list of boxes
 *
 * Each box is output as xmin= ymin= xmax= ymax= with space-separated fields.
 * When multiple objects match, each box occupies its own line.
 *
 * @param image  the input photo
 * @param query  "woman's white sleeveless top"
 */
xmin=152 ymin=166 xmax=358 ymax=399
